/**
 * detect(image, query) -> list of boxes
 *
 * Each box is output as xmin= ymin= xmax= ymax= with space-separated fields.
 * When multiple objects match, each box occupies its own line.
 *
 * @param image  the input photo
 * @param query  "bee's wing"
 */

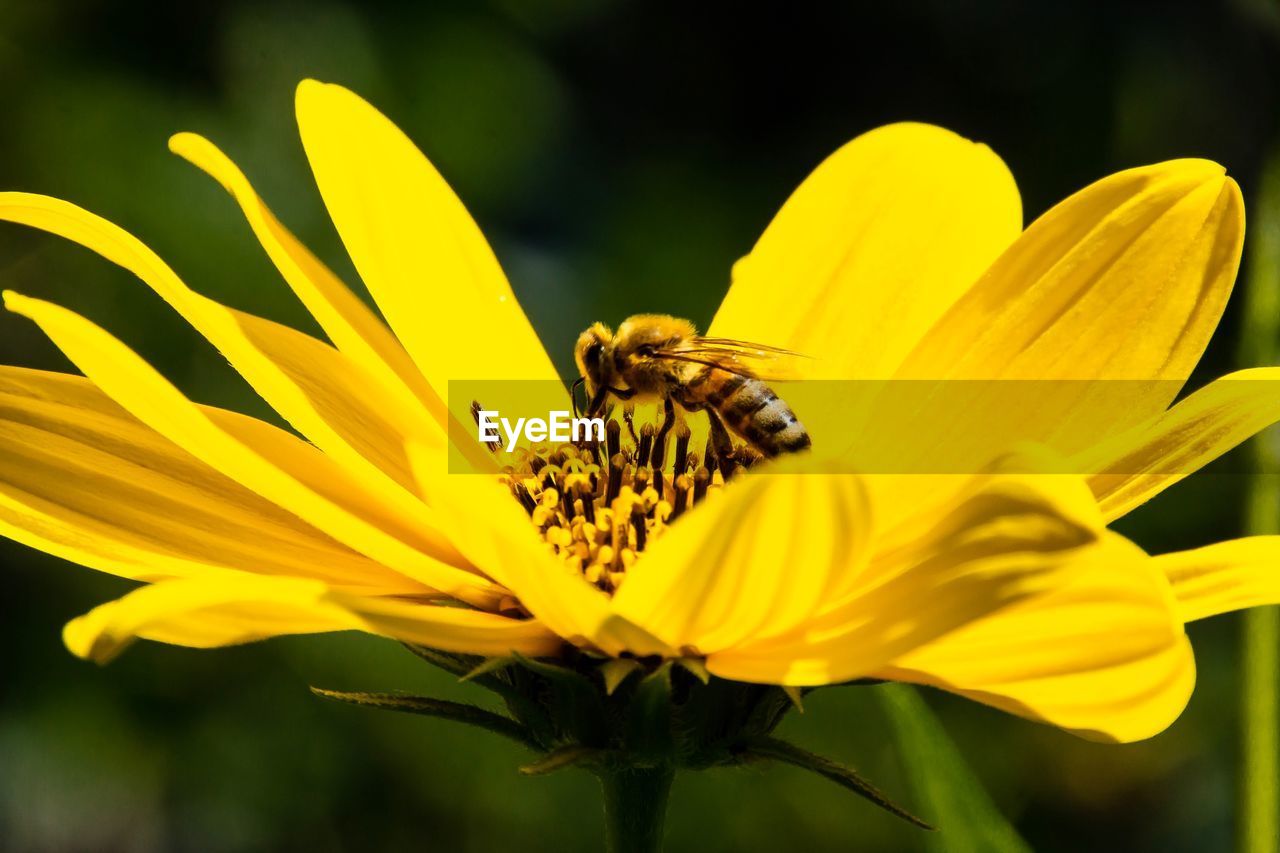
xmin=654 ymin=337 xmax=812 ymax=380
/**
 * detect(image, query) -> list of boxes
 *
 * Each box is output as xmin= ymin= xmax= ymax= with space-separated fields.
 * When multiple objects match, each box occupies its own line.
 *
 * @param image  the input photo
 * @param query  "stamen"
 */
xmin=606 ymin=453 xmax=625 ymax=504
xmin=673 ymin=424 xmax=691 ymax=474
xmin=631 ymin=503 xmax=647 ymax=551
xmin=633 ymin=466 xmax=650 ymax=496
xmin=693 ymin=467 xmax=710 ymax=504
xmin=606 ymin=418 xmax=621 ymax=460
xmin=514 ymin=482 xmax=536 ymax=514
xmin=671 ymin=474 xmax=691 ymax=520
xmin=720 ymin=453 xmax=740 ymax=480
xmin=500 ymin=407 xmax=756 ymax=594
xmin=637 ymin=423 xmax=654 ymax=468
xmin=471 ymin=400 xmax=501 ymax=454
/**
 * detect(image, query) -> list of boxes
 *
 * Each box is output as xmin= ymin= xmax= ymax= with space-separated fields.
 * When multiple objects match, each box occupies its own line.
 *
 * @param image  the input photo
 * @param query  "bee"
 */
xmin=572 ymin=314 xmax=811 ymax=462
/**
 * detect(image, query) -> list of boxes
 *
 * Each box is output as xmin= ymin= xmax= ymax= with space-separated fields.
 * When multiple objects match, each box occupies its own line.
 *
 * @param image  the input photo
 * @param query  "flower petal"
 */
xmin=878 ymin=536 xmax=1193 ymax=743
xmin=167 ymin=132 xmax=444 ymax=422
xmin=1079 ymin=368 xmax=1280 ymax=520
xmin=708 ymin=122 xmax=1021 ymax=379
xmin=704 ymin=470 xmax=1103 ymax=685
xmin=0 ymin=192 xmax=457 ymax=533
xmin=898 ymin=161 xmax=1243 ymax=401
xmin=3 ymin=292 xmax=505 ymax=609
xmin=0 ymin=366 xmax=430 ymax=594
xmin=294 ymin=80 xmax=561 ymax=421
xmin=610 ymin=469 xmax=873 ymax=653
xmin=1149 ymin=537 xmax=1280 ymax=622
xmin=64 ymin=573 xmax=559 ymax=664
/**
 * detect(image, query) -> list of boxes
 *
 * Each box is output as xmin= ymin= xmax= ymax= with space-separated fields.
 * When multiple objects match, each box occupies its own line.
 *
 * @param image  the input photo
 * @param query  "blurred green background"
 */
xmin=1 ymin=1 xmax=1279 ymax=850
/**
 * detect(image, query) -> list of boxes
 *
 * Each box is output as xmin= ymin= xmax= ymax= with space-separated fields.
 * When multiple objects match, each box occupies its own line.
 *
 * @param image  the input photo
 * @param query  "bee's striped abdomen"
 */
xmin=704 ymin=370 xmax=810 ymax=458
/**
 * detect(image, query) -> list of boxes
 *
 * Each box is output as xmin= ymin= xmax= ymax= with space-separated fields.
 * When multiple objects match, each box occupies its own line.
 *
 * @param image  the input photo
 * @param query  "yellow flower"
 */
xmin=1 ymin=79 xmax=1277 ymax=747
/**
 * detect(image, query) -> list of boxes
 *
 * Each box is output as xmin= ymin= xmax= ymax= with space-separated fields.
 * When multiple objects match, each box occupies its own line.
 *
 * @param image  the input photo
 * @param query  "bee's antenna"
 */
xmin=570 ymin=376 xmax=585 ymax=419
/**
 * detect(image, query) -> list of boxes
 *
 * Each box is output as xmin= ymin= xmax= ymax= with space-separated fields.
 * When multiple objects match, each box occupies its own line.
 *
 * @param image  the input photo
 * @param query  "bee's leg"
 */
xmin=672 ymin=396 xmax=724 ymax=468
xmin=704 ymin=407 xmax=735 ymax=472
xmin=586 ymin=385 xmax=611 ymax=420
xmin=570 ymin=377 xmax=585 ymax=420
xmin=622 ymin=404 xmax=640 ymax=445
xmin=650 ymin=396 xmax=677 ymax=471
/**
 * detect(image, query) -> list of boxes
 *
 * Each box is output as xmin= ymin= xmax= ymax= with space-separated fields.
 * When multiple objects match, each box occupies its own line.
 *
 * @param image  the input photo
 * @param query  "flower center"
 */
xmin=496 ymin=407 xmax=760 ymax=593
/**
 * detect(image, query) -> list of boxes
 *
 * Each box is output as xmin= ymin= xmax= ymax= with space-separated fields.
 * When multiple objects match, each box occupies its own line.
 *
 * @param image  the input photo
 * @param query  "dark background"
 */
xmin=1 ymin=1 xmax=1278 ymax=850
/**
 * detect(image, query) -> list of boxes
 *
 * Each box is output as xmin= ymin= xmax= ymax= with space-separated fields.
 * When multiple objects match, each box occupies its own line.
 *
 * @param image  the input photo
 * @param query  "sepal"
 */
xmin=310 ymin=687 xmax=537 ymax=749
xmin=321 ymin=646 xmax=931 ymax=831
xmin=741 ymin=736 xmax=934 ymax=830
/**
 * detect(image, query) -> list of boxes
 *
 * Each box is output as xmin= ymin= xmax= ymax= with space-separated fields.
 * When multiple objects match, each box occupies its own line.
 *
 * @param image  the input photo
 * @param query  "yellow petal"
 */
xmin=708 ymin=122 xmax=1021 ymax=379
xmin=4 ymin=292 xmax=505 ymax=609
xmin=64 ymin=573 xmax=559 ymax=664
xmin=168 ymin=132 xmax=444 ymax=423
xmin=0 ymin=191 xmax=457 ymax=543
xmin=898 ymin=161 xmax=1243 ymax=402
xmin=705 ymin=470 xmax=1103 ymax=685
xmin=1079 ymin=368 xmax=1280 ymax=521
xmin=1149 ymin=537 xmax=1280 ymax=622
xmin=294 ymin=80 xmax=561 ymax=424
xmin=0 ymin=366 xmax=430 ymax=594
xmin=610 ymin=469 xmax=872 ymax=653
xmin=879 ymin=534 xmax=1193 ymax=743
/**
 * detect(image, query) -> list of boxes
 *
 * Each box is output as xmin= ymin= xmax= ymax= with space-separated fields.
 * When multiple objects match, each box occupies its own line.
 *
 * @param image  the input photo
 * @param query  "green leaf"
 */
xmin=460 ymin=655 xmax=516 ymax=682
xmin=781 ymin=685 xmax=805 ymax=713
xmin=520 ymin=744 xmax=604 ymax=776
xmin=402 ymin=643 xmax=481 ymax=677
xmin=742 ymin=735 xmax=933 ymax=831
xmin=877 ymin=684 xmax=1031 ymax=852
xmin=404 ymin=645 xmax=548 ymax=735
xmin=311 ymin=687 xmax=537 ymax=750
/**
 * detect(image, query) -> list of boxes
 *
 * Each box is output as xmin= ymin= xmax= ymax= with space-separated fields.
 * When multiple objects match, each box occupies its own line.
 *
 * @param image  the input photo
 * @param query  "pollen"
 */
xmin=496 ymin=408 xmax=761 ymax=593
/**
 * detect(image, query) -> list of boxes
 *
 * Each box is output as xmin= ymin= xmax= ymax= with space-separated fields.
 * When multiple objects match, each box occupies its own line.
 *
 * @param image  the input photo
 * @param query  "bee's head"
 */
xmin=574 ymin=322 xmax=614 ymax=395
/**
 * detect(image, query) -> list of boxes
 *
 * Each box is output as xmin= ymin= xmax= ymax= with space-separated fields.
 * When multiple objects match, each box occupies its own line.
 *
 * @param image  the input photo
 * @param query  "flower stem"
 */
xmin=1243 ymin=608 xmax=1279 ymax=853
xmin=1239 ymin=150 xmax=1280 ymax=853
xmin=597 ymin=765 xmax=674 ymax=853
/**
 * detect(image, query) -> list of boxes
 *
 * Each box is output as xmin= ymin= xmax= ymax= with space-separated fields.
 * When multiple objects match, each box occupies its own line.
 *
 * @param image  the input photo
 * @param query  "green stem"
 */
xmin=597 ymin=765 xmax=674 ymax=853
xmin=1239 ymin=150 xmax=1280 ymax=853
xmin=1242 ymin=435 xmax=1279 ymax=853
xmin=1243 ymin=607 xmax=1279 ymax=853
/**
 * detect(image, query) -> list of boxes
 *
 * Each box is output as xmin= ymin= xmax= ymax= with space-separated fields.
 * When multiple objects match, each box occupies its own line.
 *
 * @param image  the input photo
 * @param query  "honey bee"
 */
xmin=572 ymin=314 xmax=811 ymax=461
